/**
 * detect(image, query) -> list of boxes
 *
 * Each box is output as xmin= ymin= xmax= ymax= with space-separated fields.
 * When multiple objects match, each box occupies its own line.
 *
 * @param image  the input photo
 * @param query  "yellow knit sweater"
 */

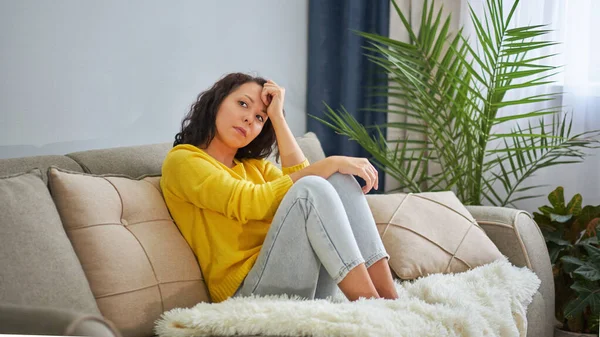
xmin=160 ymin=144 xmax=309 ymax=303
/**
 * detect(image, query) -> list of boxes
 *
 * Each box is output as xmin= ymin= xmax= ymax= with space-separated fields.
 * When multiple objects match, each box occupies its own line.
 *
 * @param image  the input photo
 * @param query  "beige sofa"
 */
xmin=0 ymin=132 xmax=555 ymax=337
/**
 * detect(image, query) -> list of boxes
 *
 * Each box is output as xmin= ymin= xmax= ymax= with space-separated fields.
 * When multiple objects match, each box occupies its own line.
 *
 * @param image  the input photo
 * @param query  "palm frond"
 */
xmin=486 ymin=113 xmax=600 ymax=206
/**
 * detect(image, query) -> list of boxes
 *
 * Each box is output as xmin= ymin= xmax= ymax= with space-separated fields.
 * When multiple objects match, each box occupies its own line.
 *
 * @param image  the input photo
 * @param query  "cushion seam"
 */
xmin=95 ymin=279 xmax=205 ymax=299
xmin=381 ymin=194 xmax=410 ymax=241
xmin=101 ymin=176 xmax=165 ymax=314
xmin=445 ymin=224 xmax=475 ymax=272
xmin=0 ymin=168 xmax=42 ymax=180
xmin=381 ymin=222 xmax=460 ymax=258
xmin=125 ymin=218 xmax=173 ymax=226
xmin=159 ymin=278 xmax=205 ymax=285
xmin=95 ymin=284 xmax=158 ymax=299
xmin=412 ymin=194 xmax=477 ymax=224
xmin=49 ymin=164 xmax=160 ymax=179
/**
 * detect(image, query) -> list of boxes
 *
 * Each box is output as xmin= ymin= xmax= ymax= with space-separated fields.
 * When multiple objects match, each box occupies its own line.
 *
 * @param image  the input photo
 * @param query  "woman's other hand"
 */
xmin=334 ymin=156 xmax=379 ymax=194
xmin=261 ymin=80 xmax=285 ymax=120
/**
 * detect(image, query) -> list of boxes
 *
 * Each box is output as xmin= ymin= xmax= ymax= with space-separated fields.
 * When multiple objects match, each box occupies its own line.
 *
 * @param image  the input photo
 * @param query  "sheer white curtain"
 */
xmin=552 ymin=0 xmax=600 ymax=210
xmin=460 ymin=0 xmax=600 ymax=212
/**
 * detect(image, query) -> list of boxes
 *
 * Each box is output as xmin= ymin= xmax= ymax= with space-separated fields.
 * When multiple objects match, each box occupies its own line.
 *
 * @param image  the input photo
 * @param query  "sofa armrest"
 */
xmin=466 ymin=206 xmax=555 ymax=327
xmin=0 ymin=303 xmax=121 ymax=337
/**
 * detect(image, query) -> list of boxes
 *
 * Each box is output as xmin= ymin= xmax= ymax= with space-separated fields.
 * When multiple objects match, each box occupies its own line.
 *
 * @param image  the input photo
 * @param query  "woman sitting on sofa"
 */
xmin=160 ymin=72 xmax=399 ymax=303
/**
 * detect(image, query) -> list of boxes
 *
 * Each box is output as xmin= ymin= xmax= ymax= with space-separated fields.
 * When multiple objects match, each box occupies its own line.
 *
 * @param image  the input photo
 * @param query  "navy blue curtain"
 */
xmin=307 ymin=0 xmax=390 ymax=192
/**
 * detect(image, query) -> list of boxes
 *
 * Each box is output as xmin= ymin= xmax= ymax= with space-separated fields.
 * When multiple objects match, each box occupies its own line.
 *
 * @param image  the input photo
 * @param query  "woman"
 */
xmin=160 ymin=72 xmax=398 ymax=303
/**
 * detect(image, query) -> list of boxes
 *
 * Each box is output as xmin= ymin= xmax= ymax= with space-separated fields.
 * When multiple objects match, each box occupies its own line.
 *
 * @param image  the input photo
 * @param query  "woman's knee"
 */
xmin=290 ymin=175 xmax=339 ymax=203
xmin=327 ymin=172 xmax=360 ymax=190
xmin=295 ymin=175 xmax=331 ymax=191
xmin=294 ymin=174 xmax=360 ymax=197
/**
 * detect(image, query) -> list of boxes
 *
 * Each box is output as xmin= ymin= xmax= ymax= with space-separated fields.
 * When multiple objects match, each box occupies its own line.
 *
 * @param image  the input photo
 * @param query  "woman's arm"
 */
xmin=270 ymin=115 xmax=306 ymax=167
xmin=262 ymin=80 xmax=306 ymax=168
xmin=290 ymin=156 xmax=380 ymax=194
xmin=289 ymin=156 xmax=339 ymax=182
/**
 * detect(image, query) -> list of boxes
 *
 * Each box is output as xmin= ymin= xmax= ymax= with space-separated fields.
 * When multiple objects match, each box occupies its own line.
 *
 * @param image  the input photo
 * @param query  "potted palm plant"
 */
xmin=313 ymin=0 xmax=600 ymax=206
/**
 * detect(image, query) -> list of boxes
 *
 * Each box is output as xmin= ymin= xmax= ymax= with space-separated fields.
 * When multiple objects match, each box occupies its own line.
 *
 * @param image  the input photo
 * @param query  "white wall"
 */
xmin=0 ymin=0 xmax=308 ymax=159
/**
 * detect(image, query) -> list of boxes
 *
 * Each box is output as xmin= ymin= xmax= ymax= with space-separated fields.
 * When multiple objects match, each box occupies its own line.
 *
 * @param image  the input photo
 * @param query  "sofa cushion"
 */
xmin=0 ymin=170 xmax=99 ymax=314
xmin=260 ymin=132 xmax=329 ymax=168
xmin=366 ymin=191 xmax=504 ymax=279
xmin=293 ymin=132 xmax=326 ymax=164
xmin=47 ymin=167 xmax=208 ymax=337
xmin=0 ymin=155 xmax=83 ymax=183
xmin=66 ymin=143 xmax=172 ymax=178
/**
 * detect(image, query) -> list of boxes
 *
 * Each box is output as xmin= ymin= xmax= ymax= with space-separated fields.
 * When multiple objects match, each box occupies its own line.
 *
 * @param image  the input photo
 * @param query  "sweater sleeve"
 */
xmin=164 ymin=153 xmax=293 ymax=223
xmin=261 ymin=159 xmax=310 ymax=182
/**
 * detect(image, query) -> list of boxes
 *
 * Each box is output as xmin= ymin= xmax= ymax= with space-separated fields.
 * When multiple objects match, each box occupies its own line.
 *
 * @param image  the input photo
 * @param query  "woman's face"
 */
xmin=213 ymin=82 xmax=269 ymax=150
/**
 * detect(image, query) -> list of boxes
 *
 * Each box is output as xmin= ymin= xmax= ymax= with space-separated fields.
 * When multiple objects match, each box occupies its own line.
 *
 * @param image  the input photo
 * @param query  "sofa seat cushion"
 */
xmin=48 ymin=167 xmax=209 ymax=337
xmin=366 ymin=191 xmax=504 ymax=279
xmin=0 ymin=170 xmax=99 ymax=314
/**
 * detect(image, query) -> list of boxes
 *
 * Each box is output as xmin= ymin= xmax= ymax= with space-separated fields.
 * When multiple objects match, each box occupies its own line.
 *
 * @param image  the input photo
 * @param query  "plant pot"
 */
xmin=554 ymin=326 xmax=597 ymax=337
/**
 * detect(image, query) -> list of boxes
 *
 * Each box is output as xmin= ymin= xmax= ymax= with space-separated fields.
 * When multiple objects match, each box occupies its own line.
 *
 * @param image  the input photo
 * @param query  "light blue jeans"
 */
xmin=233 ymin=173 xmax=389 ymax=300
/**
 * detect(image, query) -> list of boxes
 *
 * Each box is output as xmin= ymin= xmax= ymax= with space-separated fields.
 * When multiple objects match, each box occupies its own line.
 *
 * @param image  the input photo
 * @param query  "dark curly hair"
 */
xmin=174 ymin=72 xmax=279 ymax=160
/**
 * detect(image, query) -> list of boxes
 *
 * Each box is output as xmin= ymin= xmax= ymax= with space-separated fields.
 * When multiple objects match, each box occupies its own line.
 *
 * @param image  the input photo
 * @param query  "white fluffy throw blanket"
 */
xmin=155 ymin=258 xmax=540 ymax=337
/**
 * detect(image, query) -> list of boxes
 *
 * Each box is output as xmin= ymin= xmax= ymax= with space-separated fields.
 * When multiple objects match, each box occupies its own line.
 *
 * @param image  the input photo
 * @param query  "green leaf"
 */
xmin=579 ymin=205 xmax=600 ymax=228
xmin=548 ymin=243 xmax=567 ymax=264
xmin=579 ymin=236 xmax=599 ymax=246
xmin=548 ymin=187 xmax=567 ymax=213
xmin=561 ymin=256 xmax=585 ymax=268
xmin=566 ymin=194 xmax=583 ymax=216
xmin=492 ymin=108 xmax=564 ymax=125
xmin=550 ymin=214 xmax=573 ymax=223
xmin=545 ymin=230 xmax=571 ymax=246
xmin=573 ymin=264 xmax=600 ymax=282
xmin=583 ymin=244 xmax=600 ymax=265
xmin=516 ymin=184 xmax=549 ymax=193
xmin=564 ymin=281 xmax=600 ymax=319
xmin=491 ymin=93 xmax=560 ymax=108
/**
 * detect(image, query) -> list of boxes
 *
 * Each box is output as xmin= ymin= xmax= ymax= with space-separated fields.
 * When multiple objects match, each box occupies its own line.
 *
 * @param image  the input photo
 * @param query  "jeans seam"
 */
xmin=332 ymin=257 xmax=365 ymax=283
xmin=364 ymin=251 xmax=389 ymax=269
xmin=304 ymin=197 xmax=359 ymax=279
xmin=250 ymin=198 xmax=303 ymax=294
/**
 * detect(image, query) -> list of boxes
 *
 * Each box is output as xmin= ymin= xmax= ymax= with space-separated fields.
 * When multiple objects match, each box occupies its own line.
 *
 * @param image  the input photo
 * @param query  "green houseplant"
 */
xmin=313 ymin=0 xmax=599 ymax=206
xmin=535 ymin=187 xmax=600 ymax=334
